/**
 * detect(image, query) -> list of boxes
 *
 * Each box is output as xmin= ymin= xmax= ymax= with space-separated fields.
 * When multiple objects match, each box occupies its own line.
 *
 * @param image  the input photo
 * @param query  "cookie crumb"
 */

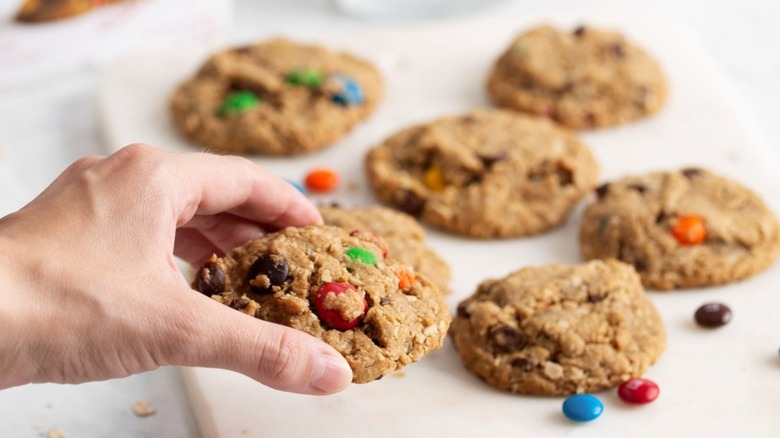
xmin=393 ymin=371 xmax=407 ymax=378
xmin=48 ymin=428 xmax=65 ymax=438
xmin=132 ymin=401 xmax=156 ymax=417
xmin=346 ymin=180 xmax=359 ymax=192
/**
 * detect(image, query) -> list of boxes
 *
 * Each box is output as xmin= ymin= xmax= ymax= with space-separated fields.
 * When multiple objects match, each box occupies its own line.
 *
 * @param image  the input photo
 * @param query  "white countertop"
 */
xmin=1 ymin=0 xmax=778 ymax=436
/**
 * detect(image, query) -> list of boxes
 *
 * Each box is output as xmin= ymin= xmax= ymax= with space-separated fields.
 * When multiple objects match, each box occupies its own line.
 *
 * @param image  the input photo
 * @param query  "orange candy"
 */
xmin=423 ymin=167 xmax=446 ymax=192
xmin=304 ymin=168 xmax=340 ymax=193
xmin=397 ymin=269 xmax=415 ymax=291
xmin=671 ymin=215 xmax=707 ymax=245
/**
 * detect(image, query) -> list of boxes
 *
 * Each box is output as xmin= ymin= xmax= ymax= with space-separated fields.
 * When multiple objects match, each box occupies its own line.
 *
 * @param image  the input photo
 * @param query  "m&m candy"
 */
xmin=285 ymin=68 xmax=325 ymax=88
xmin=562 ymin=394 xmax=603 ymax=422
xmin=217 ymin=90 xmax=259 ymax=117
xmin=618 ymin=378 xmax=660 ymax=404
xmin=327 ymin=74 xmax=364 ymax=107
xmin=694 ymin=302 xmax=732 ymax=328
xmin=671 ymin=214 xmax=706 ymax=245
xmin=304 ymin=168 xmax=340 ymax=193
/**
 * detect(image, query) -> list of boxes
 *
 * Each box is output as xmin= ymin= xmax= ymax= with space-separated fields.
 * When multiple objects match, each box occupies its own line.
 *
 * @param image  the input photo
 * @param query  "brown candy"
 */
xmin=695 ymin=303 xmax=732 ymax=328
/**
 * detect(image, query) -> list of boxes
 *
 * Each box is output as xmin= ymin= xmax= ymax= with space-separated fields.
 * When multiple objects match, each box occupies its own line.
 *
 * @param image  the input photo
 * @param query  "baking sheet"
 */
xmin=98 ymin=12 xmax=780 ymax=437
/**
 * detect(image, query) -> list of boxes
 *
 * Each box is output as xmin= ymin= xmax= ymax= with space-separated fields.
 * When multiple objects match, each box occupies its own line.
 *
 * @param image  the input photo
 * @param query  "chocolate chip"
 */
xmin=396 ymin=190 xmax=425 ymax=217
xmin=611 ymin=43 xmax=625 ymax=58
xmin=573 ymin=26 xmax=587 ymax=37
xmin=380 ymin=297 xmax=391 ymax=306
xmin=460 ymin=115 xmax=477 ymax=124
xmin=655 ymin=211 xmax=667 ymax=224
xmin=232 ymin=45 xmax=253 ymax=55
xmin=196 ymin=261 xmax=226 ymax=296
xmin=248 ymin=254 xmax=289 ymax=294
xmin=511 ymin=357 xmax=535 ymax=372
xmin=694 ymin=303 xmax=732 ymax=328
xmin=628 ymin=184 xmax=646 ymax=194
xmin=556 ymin=164 xmax=574 ymax=186
xmin=595 ymin=183 xmax=609 ymax=199
xmin=587 ymin=294 xmax=606 ymax=303
xmin=479 ymin=151 xmax=508 ymax=168
xmin=230 ymin=298 xmax=250 ymax=310
xmin=681 ymin=168 xmax=703 ymax=179
xmin=456 ymin=299 xmax=473 ymax=318
xmin=597 ymin=216 xmax=612 ymax=236
xmin=633 ymin=259 xmax=648 ymax=272
xmin=490 ymin=326 xmax=525 ymax=352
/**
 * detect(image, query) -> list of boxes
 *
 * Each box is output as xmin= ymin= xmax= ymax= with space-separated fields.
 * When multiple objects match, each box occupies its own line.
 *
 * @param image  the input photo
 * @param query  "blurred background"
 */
xmin=0 ymin=0 xmax=778 ymax=435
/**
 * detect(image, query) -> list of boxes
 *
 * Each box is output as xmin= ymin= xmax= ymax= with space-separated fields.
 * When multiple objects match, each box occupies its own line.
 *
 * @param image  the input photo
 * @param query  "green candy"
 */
xmin=285 ymin=68 xmax=325 ymax=88
xmin=217 ymin=91 xmax=259 ymax=117
xmin=345 ymin=247 xmax=377 ymax=266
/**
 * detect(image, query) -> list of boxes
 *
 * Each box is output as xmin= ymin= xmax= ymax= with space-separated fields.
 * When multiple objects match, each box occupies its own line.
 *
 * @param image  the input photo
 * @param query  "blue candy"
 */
xmin=328 ymin=74 xmax=364 ymax=107
xmin=562 ymin=394 xmax=603 ymax=422
xmin=286 ymin=179 xmax=306 ymax=194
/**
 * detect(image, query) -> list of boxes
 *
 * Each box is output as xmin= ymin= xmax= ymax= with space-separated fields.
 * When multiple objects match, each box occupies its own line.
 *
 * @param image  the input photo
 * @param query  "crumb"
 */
xmin=393 ymin=371 xmax=407 ymax=378
xmin=132 ymin=401 xmax=156 ymax=417
xmin=45 ymin=403 xmax=52 ymax=409
xmin=240 ymin=429 xmax=248 ymax=435
xmin=48 ymin=428 xmax=65 ymax=438
xmin=346 ymin=181 xmax=359 ymax=192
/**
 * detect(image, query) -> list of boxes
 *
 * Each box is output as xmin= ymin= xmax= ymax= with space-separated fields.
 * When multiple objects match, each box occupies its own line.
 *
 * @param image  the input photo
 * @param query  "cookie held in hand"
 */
xmin=192 ymin=225 xmax=451 ymax=383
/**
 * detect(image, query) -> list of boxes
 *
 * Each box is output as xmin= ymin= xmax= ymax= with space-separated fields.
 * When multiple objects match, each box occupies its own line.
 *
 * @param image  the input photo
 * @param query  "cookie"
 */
xmin=170 ymin=38 xmax=382 ymax=155
xmin=450 ymin=260 xmax=666 ymax=395
xmin=487 ymin=24 xmax=668 ymax=129
xmin=192 ymin=225 xmax=451 ymax=383
xmin=319 ymin=205 xmax=452 ymax=293
xmin=365 ymin=109 xmax=598 ymax=238
xmin=16 ymin=0 xmax=126 ymax=23
xmin=579 ymin=168 xmax=780 ymax=290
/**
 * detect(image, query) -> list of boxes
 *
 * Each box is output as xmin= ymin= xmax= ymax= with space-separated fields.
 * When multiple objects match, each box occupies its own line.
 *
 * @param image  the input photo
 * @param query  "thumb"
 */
xmin=161 ymin=290 xmax=353 ymax=395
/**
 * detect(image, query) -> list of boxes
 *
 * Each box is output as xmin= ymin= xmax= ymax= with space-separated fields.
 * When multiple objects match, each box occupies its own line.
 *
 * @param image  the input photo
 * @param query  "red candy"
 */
xmin=313 ymin=282 xmax=367 ymax=331
xmin=618 ymin=378 xmax=660 ymax=404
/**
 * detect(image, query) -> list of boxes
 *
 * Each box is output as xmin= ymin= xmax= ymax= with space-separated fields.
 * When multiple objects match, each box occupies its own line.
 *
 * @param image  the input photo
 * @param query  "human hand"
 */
xmin=0 ymin=144 xmax=353 ymax=394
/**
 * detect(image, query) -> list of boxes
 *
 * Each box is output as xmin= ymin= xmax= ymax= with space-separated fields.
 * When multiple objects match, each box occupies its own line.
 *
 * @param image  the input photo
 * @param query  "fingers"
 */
xmin=173 ymin=228 xmax=223 ymax=267
xmin=96 ymin=144 xmax=322 ymax=230
xmin=161 ymin=290 xmax=352 ymax=395
xmin=180 ymin=213 xmax=265 ymax=256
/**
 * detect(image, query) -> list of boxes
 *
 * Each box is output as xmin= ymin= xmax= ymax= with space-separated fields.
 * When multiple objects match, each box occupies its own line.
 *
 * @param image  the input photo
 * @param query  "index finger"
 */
xmin=107 ymin=144 xmax=322 ymax=230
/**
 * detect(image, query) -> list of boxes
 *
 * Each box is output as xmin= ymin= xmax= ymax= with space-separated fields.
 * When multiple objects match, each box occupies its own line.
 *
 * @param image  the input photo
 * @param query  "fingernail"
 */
xmin=310 ymin=352 xmax=352 ymax=394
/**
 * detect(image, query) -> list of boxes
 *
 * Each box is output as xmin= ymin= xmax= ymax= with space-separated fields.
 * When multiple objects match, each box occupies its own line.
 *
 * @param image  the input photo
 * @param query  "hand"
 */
xmin=0 ymin=144 xmax=352 ymax=394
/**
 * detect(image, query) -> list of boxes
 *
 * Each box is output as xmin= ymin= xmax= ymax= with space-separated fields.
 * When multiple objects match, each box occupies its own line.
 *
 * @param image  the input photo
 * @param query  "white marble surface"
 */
xmin=0 ymin=0 xmax=779 ymax=436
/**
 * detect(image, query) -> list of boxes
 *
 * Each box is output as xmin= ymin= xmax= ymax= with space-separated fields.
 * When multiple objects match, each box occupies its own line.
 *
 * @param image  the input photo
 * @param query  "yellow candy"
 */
xmin=423 ymin=167 xmax=446 ymax=192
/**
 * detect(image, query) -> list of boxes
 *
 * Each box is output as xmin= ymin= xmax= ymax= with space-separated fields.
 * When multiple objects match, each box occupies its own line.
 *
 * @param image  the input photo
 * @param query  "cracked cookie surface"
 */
xmin=192 ymin=225 xmax=451 ymax=383
xmin=365 ymin=109 xmax=598 ymax=238
xmin=450 ymin=260 xmax=665 ymax=395
xmin=487 ymin=24 xmax=667 ymax=129
xmin=170 ymin=38 xmax=382 ymax=155
xmin=580 ymin=168 xmax=780 ymax=290
xmin=319 ymin=205 xmax=452 ymax=293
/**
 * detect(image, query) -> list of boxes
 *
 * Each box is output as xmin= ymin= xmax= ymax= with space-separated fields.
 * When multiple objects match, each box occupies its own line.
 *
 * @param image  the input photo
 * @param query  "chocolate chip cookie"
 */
xmin=192 ymin=225 xmax=451 ymax=383
xmin=365 ymin=109 xmax=598 ymax=238
xmin=580 ymin=168 xmax=780 ymax=290
xmin=450 ymin=260 xmax=666 ymax=395
xmin=487 ymin=24 xmax=668 ymax=129
xmin=319 ymin=205 xmax=452 ymax=293
xmin=170 ymin=38 xmax=382 ymax=155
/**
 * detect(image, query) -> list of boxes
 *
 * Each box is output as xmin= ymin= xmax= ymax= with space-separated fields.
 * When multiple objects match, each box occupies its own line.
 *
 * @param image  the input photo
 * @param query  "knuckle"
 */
xmin=258 ymin=329 xmax=305 ymax=387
